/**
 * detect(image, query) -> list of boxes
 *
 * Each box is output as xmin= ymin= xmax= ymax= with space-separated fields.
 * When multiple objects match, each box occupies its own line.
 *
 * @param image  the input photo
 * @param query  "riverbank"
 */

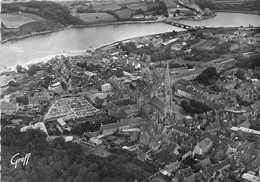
xmin=1 ymin=20 xmax=161 ymax=44
xmin=215 ymin=10 xmax=260 ymax=15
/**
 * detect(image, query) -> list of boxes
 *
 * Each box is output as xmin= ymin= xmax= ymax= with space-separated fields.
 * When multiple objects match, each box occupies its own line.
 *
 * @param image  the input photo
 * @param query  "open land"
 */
xmin=191 ymin=39 xmax=217 ymax=50
xmin=1 ymin=12 xmax=45 ymax=28
xmin=79 ymin=13 xmax=117 ymax=23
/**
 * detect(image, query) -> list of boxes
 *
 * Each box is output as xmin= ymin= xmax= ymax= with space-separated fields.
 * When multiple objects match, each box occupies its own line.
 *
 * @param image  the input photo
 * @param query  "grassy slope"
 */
xmin=2 ymin=20 xmax=63 ymax=40
xmin=1 ymin=12 xmax=45 ymax=28
xmin=79 ymin=13 xmax=117 ymax=23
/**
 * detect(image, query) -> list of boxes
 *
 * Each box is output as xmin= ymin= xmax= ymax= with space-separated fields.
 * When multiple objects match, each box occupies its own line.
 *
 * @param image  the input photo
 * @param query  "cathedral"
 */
xmin=149 ymin=61 xmax=175 ymax=123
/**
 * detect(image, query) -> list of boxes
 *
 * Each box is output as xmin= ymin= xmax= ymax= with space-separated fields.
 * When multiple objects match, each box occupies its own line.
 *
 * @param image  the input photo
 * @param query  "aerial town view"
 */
xmin=1 ymin=0 xmax=260 ymax=181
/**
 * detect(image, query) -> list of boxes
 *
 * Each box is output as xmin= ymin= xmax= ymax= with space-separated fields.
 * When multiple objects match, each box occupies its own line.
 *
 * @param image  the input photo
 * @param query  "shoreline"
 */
xmin=1 ymin=15 xmax=215 ymax=44
xmin=1 ymin=20 xmax=162 ymax=44
xmin=215 ymin=10 xmax=260 ymax=15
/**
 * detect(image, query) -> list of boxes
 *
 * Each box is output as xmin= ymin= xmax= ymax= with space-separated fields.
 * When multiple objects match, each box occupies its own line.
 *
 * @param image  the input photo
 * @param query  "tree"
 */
xmin=135 ymin=8 xmax=144 ymax=15
xmin=116 ymin=70 xmax=124 ymax=77
xmin=151 ymin=51 xmax=167 ymax=62
xmin=16 ymin=65 xmax=23 ymax=73
xmin=8 ymin=80 xmax=20 ymax=87
xmin=16 ymin=95 xmax=29 ymax=105
xmin=158 ymin=1 xmax=168 ymax=16
xmin=27 ymin=64 xmax=41 ymax=76
xmin=197 ymin=73 xmax=209 ymax=84
xmin=235 ymin=69 xmax=245 ymax=80
xmin=175 ymin=9 xmax=181 ymax=14
xmin=204 ymin=66 xmax=217 ymax=79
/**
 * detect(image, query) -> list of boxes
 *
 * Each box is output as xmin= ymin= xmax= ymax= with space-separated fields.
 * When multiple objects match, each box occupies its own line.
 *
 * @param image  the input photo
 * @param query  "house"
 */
xmin=224 ymin=82 xmax=236 ymax=90
xmin=166 ymin=142 xmax=181 ymax=155
xmin=84 ymin=71 xmax=97 ymax=77
xmin=194 ymin=138 xmax=213 ymax=156
xmin=133 ymin=14 xmax=144 ymax=19
xmin=1 ymin=102 xmax=19 ymax=115
xmin=199 ymin=157 xmax=212 ymax=168
xmin=56 ymin=118 xmax=71 ymax=132
xmin=162 ymin=38 xmax=180 ymax=46
xmin=164 ymin=161 xmax=181 ymax=173
xmin=171 ymin=126 xmax=190 ymax=137
xmin=149 ymin=140 xmax=161 ymax=151
xmin=11 ymin=119 xmax=23 ymax=125
xmin=212 ymin=159 xmax=230 ymax=172
xmin=101 ymin=83 xmax=112 ymax=92
xmin=48 ymin=82 xmax=63 ymax=93
xmin=89 ymin=137 xmax=102 ymax=146
xmin=64 ymin=136 xmax=73 ymax=142
xmin=100 ymin=118 xmax=142 ymax=136
xmin=206 ymin=121 xmax=221 ymax=132
xmin=241 ymin=173 xmax=260 ymax=182
xmin=175 ymin=86 xmax=192 ymax=99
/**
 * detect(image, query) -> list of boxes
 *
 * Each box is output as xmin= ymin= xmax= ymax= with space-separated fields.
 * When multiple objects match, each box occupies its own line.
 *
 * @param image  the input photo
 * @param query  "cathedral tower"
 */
xmin=165 ymin=61 xmax=172 ymax=115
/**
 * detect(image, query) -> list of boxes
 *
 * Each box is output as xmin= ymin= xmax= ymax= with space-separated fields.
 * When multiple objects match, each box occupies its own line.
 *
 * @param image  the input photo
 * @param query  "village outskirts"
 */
xmin=1 ymin=26 xmax=260 ymax=182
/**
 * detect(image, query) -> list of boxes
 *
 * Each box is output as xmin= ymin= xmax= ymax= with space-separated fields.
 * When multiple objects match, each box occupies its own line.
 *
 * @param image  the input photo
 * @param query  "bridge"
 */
xmin=163 ymin=20 xmax=194 ymax=29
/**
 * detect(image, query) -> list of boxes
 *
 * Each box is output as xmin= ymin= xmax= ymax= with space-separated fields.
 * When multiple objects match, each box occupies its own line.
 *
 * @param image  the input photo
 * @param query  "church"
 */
xmin=149 ymin=61 xmax=175 ymax=123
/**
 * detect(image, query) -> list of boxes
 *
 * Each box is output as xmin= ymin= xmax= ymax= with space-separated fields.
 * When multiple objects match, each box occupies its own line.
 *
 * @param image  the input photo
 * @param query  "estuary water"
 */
xmin=1 ymin=12 xmax=260 ymax=68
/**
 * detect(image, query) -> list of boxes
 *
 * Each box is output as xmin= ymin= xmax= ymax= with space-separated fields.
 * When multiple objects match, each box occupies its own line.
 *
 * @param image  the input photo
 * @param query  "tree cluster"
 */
xmin=235 ymin=54 xmax=260 ymax=69
xmin=185 ymin=42 xmax=231 ymax=62
xmin=235 ymin=68 xmax=246 ymax=80
xmin=16 ymin=95 xmax=29 ymax=105
xmin=16 ymin=65 xmax=24 ymax=73
xmin=196 ymin=66 xmax=217 ymax=84
xmin=2 ymin=128 xmax=151 ymax=182
xmin=181 ymin=99 xmax=212 ymax=115
xmin=8 ymin=80 xmax=20 ymax=87
xmin=70 ymin=121 xmax=101 ymax=135
xmin=27 ymin=64 xmax=41 ymax=76
xmin=24 ymin=1 xmax=83 ymax=25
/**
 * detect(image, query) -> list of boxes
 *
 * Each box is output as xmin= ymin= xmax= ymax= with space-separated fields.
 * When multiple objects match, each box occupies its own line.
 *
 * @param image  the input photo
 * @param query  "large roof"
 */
xmin=100 ymin=118 xmax=143 ymax=131
xmin=150 ymin=96 xmax=165 ymax=112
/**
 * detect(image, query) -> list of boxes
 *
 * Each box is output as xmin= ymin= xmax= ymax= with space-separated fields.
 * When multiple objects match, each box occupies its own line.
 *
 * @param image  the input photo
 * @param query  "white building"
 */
xmin=176 ymin=88 xmax=192 ymax=98
xmin=242 ymin=173 xmax=260 ymax=182
xmin=101 ymin=83 xmax=112 ymax=92
xmin=48 ymin=82 xmax=63 ymax=93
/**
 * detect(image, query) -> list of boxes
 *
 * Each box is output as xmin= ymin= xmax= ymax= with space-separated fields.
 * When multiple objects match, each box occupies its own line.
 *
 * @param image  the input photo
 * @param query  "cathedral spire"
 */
xmin=165 ymin=61 xmax=172 ymax=115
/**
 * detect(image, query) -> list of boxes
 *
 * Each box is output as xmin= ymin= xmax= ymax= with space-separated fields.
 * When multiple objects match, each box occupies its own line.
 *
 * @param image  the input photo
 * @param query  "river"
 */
xmin=1 ymin=12 xmax=260 ymax=68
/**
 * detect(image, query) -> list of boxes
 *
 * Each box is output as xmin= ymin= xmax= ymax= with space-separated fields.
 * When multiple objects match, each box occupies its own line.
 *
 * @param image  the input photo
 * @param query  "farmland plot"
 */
xmin=1 ymin=12 xmax=45 ymax=28
xmin=92 ymin=3 xmax=121 ymax=11
xmin=79 ymin=13 xmax=117 ymax=23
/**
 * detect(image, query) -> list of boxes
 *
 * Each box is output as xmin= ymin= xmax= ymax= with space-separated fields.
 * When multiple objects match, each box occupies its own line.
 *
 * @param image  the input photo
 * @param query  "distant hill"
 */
xmin=2 ymin=1 xmax=84 ymax=25
xmin=195 ymin=0 xmax=260 ymax=12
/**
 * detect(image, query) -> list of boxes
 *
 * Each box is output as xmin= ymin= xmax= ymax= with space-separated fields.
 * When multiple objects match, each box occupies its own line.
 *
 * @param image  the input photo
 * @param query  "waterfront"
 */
xmin=0 ymin=22 xmax=181 ymax=68
xmin=174 ymin=12 xmax=260 ymax=27
xmin=1 ymin=12 xmax=260 ymax=68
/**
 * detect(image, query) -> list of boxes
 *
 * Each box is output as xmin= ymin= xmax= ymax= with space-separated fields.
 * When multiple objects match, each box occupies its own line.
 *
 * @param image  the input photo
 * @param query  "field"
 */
xmin=191 ymin=39 xmax=217 ymax=50
xmin=1 ymin=13 xmax=45 ymax=28
xmin=115 ymin=8 xmax=135 ymax=19
xmin=115 ymin=0 xmax=143 ymax=5
xmin=92 ymin=3 xmax=121 ymax=11
xmin=165 ymin=1 xmax=178 ymax=9
xmin=120 ymin=2 xmax=148 ymax=11
xmin=78 ymin=13 xmax=117 ymax=23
